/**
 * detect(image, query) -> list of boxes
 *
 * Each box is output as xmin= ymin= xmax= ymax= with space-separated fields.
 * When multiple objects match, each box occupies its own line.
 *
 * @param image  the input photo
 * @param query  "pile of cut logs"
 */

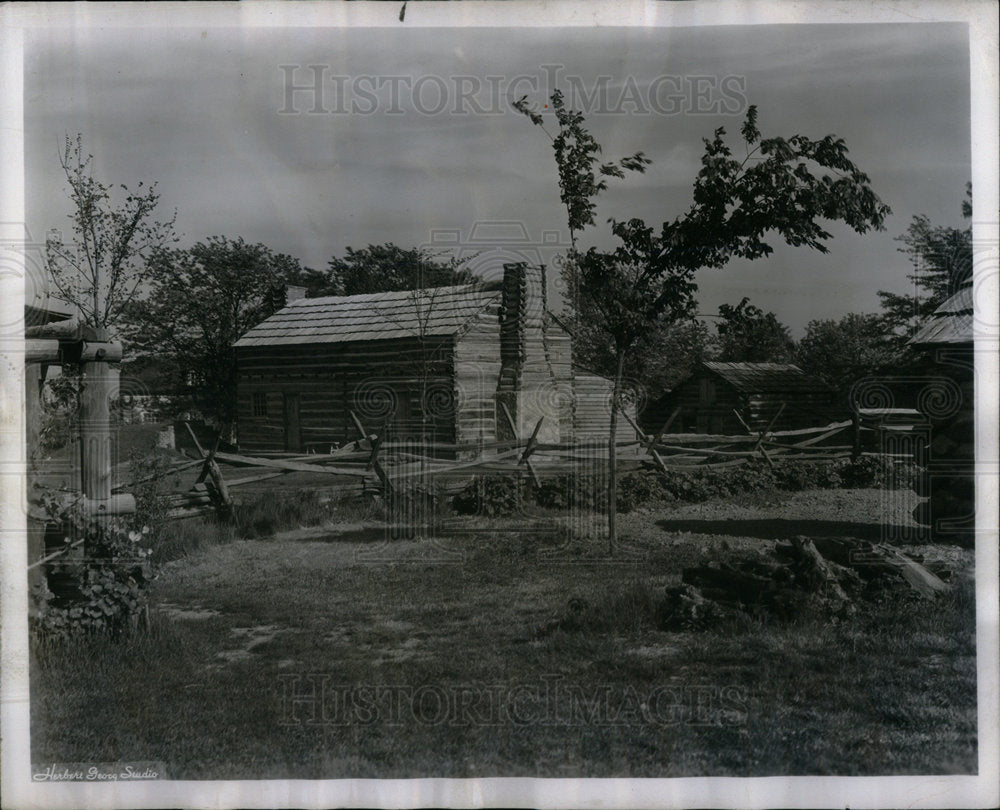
xmin=662 ymin=535 xmax=950 ymax=629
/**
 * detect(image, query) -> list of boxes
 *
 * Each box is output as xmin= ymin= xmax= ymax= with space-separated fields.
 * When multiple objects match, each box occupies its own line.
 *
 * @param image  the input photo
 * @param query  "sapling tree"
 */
xmin=511 ymin=90 xmax=650 ymax=319
xmin=520 ymin=100 xmax=891 ymax=549
xmin=45 ymin=134 xmax=177 ymax=333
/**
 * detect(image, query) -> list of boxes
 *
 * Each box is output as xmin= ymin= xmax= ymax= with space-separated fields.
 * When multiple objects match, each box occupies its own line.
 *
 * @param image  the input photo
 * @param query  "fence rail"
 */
xmin=137 ymin=407 xmax=919 ymax=520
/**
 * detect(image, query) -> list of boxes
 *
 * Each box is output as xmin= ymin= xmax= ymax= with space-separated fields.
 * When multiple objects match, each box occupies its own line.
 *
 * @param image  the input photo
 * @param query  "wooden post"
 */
xmin=201 ymin=429 xmax=233 ymax=516
xmin=733 ymin=404 xmax=785 ymax=470
xmin=851 ymin=410 xmax=862 ymax=461
xmin=648 ymin=406 xmax=682 ymax=451
xmin=25 ymin=362 xmax=45 ymax=585
xmin=184 ymin=421 xmax=207 ymax=458
xmin=351 ymin=410 xmax=393 ymax=494
xmin=500 ymin=401 xmax=541 ymax=488
xmin=206 ymin=460 xmax=231 ymax=516
xmin=518 ymin=415 xmax=545 ymax=488
xmin=24 ymin=362 xmax=43 ymax=458
xmin=79 ymin=337 xmax=114 ymax=505
xmin=620 ymin=407 xmax=671 ymax=476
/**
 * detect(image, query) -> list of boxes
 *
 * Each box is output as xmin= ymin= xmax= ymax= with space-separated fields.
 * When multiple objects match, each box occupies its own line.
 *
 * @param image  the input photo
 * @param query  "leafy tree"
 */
xmin=878 ymin=183 xmax=972 ymax=340
xmin=45 ymin=134 xmax=177 ymax=333
xmin=122 ymin=236 xmax=300 ymax=426
xmin=511 ymin=90 xmax=651 ymax=319
xmin=518 ymin=99 xmax=890 ymax=549
xmin=574 ymin=304 xmax=716 ymax=404
xmin=281 ymin=265 xmax=340 ymax=298
xmin=715 ymin=297 xmax=795 ymax=363
xmin=636 ymin=319 xmax=718 ymax=398
xmin=328 ymin=243 xmax=474 ymax=295
xmin=797 ymin=312 xmax=902 ymax=399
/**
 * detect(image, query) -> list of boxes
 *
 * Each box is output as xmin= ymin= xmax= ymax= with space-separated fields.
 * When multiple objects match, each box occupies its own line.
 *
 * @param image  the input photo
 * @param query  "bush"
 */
xmin=452 ymin=475 xmax=525 ymax=517
xmin=30 ymin=492 xmax=153 ymax=641
xmin=451 ymin=457 xmax=914 ymax=518
xmin=126 ymin=450 xmax=173 ymax=542
xmin=534 ymin=473 xmax=605 ymax=512
xmin=773 ymin=461 xmax=841 ymax=491
xmin=35 ymin=371 xmax=80 ymax=455
xmin=616 ymin=472 xmax=671 ymax=513
xmin=837 ymin=457 xmax=916 ymax=489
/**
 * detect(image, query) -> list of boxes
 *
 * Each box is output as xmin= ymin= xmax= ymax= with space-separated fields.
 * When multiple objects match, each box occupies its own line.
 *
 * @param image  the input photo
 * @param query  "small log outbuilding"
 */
xmin=907 ymin=282 xmax=975 ymax=545
xmin=642 ymin=361 xmax=840 ymax=436
xmin=234 ymin=263 xmax=635 ymax=455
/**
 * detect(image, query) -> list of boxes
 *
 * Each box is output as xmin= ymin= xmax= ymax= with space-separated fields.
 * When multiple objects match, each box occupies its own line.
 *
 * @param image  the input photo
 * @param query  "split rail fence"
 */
xmin=151 ymin=405 xmax=919 ymax=521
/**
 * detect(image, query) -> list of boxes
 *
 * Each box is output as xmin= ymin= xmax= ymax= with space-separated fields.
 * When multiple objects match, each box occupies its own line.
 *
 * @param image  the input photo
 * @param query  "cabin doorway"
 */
xmin=283 ymin=393 xmax=301 ymax=452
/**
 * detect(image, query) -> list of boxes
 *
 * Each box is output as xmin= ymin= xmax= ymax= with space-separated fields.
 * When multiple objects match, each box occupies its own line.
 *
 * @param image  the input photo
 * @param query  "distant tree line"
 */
xmin=46 ymin=132 xmax=970 ymax=439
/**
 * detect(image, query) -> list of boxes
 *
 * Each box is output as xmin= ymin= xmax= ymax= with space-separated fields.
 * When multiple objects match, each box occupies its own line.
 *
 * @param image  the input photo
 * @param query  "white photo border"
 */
xmin=1 ymin=2 xmax=997 ymax=808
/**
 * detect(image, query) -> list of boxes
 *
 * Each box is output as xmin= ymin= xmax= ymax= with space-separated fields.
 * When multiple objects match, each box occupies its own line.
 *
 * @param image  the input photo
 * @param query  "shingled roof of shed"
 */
xmin=909 ymin=284 xmax=974 ymax=347
xmin=702 ymin=362 xmax=833 ymax=395
xmin=234 ymin=284 xmax=501 ymax=348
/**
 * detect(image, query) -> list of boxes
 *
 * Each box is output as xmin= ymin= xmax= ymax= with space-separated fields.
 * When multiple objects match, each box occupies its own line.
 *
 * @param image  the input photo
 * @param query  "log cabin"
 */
xmin=234 ymin=263 xmax=635 ymax=456
xmin=641 ymin=361 xmax=840 ymax=436
xmin=907 ymin=282 xmax=975 ymax=544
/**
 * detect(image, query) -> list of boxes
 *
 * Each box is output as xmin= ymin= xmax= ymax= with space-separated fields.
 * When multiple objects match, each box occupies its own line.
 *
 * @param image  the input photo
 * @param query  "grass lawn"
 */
xmin=30 ymin=489 xmax=977 ymax=778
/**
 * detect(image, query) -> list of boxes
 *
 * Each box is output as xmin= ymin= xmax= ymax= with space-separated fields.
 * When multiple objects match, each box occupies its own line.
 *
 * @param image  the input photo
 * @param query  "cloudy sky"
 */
xmin=24 ymin=21 xmax=971 ymax=334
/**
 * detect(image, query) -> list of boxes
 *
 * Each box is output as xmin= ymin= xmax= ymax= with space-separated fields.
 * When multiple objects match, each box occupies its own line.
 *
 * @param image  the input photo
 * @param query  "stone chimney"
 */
xmin=285 ymin=284 xmax=307 ymax=303
xmin=498 ymin=263 xmax=528 ymax=379
xmin=496 ymin=262 xmax=546 ymax=439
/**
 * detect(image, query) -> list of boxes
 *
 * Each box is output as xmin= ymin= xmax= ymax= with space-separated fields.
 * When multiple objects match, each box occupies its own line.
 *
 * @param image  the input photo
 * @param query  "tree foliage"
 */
xmin=280 ymin=265 xmax=341 ymax=298
xmin=715 ymin=297 xmax=795 ymax=363
xmin=45 ymin=134 xmax=177 ymax=332
xmin=512 ymin=90 xmax=651 ymax=322
xmin=574 ymin=316 xmax=716 ymax=405
xmin=122 ymin=236 xmax=299 ymax=425
xmin=797 ymin=312 xmax=903 ymax=398
xmin=515 ymin=98 xmax=891 ymax=548
xmin=327 ymin=243 xmax=474 ymax=296
xmin=878 ymin=183 xmax=972 ymax=340
xmin=512 ymin=90 xmax=651 ymax=245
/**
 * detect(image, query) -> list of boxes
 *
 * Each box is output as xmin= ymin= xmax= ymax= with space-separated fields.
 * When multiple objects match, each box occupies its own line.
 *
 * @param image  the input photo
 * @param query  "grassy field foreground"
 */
xmin=30 ymin=489 xmax=977 ymax=778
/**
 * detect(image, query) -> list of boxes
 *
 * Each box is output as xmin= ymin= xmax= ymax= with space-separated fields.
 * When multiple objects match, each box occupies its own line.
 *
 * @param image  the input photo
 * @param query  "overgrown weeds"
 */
xmin=231 ymin=489 xmax=332 ymax=538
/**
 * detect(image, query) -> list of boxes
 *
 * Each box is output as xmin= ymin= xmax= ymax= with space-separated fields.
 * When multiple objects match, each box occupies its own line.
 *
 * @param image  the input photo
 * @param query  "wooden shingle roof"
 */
xmin=909 ymin=284 xmax=974 ymax=347
xmin=703 ymin=362 xmax=833 ymax=395
xmin=234 ymin=284 xmax=501 ymax=348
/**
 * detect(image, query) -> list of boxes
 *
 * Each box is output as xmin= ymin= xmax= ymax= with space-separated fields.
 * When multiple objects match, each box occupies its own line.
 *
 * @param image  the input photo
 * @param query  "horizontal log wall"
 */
xmin=236 ymin=337 xmax=458 ymax=453
xmin=651 ymin=375 xmax=840 ymax=435
xmin=573 ymin=374 xmax=638 ymax=442
xmin=453 ymin=309 xmax=502 ymax=455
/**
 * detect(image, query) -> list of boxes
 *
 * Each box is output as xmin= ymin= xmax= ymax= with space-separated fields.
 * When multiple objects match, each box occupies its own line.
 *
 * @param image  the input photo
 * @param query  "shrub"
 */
xmin=451 ymin=457 xmax=913 ymax=518
xmin=773 ymin=461 xmax=841 ymax=491
xmin=535 ymin=473 xmax=606 ymax=512
xmin=126 ymin=450 xmax=173 ymax=543
xmin=837 ymin=456 xmax=916 ymax=489
xmin=30 ymin=492 xmax=153 ymax=641
xmin=452 ymin=475 xmax=525 ymax=517
xmin=616 ymin=472 xmax=672 ymax=512
xmin=35 ymin=371 xmax=80 ymax=455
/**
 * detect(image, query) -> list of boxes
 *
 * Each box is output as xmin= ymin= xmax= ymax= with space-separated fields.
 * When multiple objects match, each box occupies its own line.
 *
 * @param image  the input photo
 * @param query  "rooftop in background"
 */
xmin=702 ymin=362 xmax=834 ymax=394
xmin=24 ymin=298 xmax=75 ymax=328
xmin=909 ymin=283 xmax=974 ymax=347
xmin=234 ymin=284 xmax=501 ymax=348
